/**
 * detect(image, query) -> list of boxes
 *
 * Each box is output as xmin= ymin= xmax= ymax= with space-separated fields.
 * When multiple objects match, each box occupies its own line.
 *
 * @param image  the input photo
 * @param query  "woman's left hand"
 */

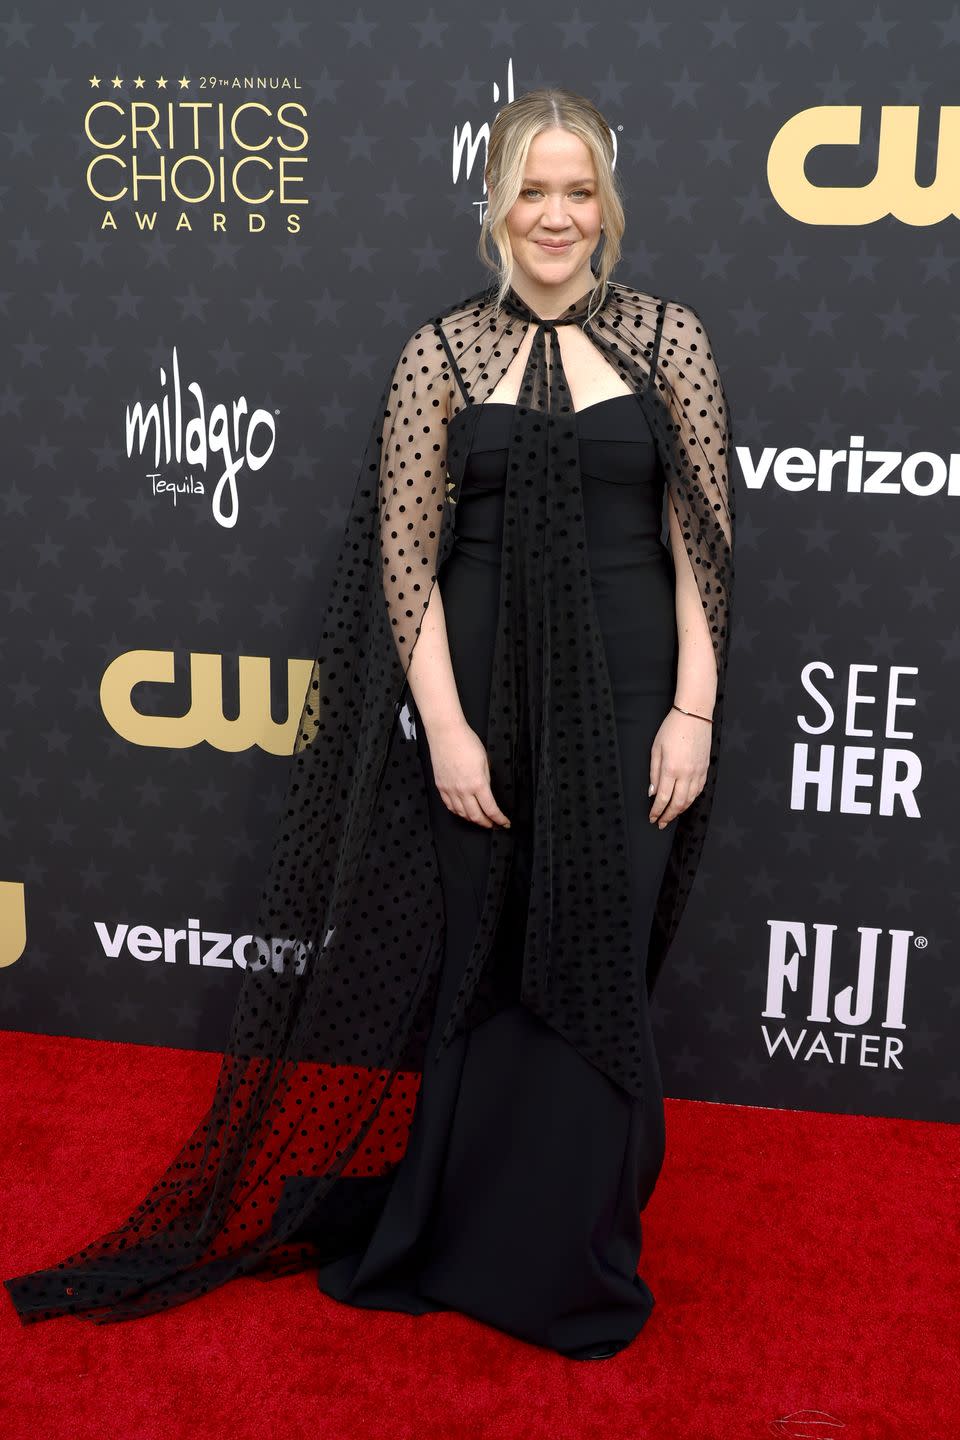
xmin=648 ymin=706 xmax=712 ymax=829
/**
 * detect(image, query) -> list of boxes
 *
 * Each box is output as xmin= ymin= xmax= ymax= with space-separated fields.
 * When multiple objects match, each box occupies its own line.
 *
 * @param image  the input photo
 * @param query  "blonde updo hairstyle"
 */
xmin=479 ymin=87 xmax=625 ymax=326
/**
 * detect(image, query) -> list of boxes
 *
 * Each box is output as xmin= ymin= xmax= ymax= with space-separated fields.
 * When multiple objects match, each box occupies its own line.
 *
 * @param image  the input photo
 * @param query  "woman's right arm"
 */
xmin=406 ymin=587 xmax=511 ymax=831
xmin=378 ymin=323 xmax=509 ymax=829
xmin=404 ymin=582 xmax=465 ymax=744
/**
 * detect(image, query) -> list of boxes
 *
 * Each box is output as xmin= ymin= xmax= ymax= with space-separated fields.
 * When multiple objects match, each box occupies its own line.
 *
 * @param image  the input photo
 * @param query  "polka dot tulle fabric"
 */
xmin=4 ymin=278 xmax=734 ymax=1325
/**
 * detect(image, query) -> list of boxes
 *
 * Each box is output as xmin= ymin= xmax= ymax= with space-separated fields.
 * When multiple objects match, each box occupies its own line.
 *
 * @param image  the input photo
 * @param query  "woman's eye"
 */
xmin=522 ymin=188 xmax=591 ymax=199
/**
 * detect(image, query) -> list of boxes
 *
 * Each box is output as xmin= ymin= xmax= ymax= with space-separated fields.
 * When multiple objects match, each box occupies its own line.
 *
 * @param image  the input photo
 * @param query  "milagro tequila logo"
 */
xmin=452 ymin=57 xmax=621 ymax=220
xmin=124 ymin=346 xmax=277 ymax=528
xmin=452 ymin=57 xmax=517 ymax=205
xmin=762 ymin=920 xmax=923 ymax=1070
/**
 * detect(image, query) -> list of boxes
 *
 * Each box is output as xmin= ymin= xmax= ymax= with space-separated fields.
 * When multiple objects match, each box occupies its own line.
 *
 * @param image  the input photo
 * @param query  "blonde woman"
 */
xmin=6 ymin=89 xmax=734 ymax=1362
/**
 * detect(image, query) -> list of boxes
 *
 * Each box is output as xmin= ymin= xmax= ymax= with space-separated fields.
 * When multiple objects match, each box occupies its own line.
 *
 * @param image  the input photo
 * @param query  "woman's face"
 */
xmin=494 ymin=127 xmax=603 ymax=292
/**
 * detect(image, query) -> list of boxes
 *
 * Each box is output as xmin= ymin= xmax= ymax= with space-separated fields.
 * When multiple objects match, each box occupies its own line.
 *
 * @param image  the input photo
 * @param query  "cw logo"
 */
xmin=100 ymin=650 xmax=317 ymax=754
xmin=768 ymin=105 xmax=960 ymax=224
xmin=0 ymin=883 xmax=26 ymax=968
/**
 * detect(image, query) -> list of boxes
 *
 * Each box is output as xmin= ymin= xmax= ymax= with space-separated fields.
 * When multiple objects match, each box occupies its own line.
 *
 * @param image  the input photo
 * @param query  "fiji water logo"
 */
xmin=124 ymin=345 xmax=277 ymax=528
xmin=762 ymin=920 xmax=925 ymax=1070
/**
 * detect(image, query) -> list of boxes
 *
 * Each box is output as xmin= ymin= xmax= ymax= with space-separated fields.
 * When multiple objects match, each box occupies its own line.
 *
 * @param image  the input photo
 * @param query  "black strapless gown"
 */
xmin=300 ymin=394 xmax=679 ymax=1358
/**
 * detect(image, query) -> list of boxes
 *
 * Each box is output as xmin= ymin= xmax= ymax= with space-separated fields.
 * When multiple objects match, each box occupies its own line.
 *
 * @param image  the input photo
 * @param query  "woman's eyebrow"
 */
xmin=521 ymin=177 xmax=595 ymax=185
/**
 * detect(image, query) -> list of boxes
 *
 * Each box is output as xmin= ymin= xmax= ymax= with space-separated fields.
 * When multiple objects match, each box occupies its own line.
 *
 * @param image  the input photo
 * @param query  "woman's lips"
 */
xmin=537 ymin=241 xmax=574 ymax=251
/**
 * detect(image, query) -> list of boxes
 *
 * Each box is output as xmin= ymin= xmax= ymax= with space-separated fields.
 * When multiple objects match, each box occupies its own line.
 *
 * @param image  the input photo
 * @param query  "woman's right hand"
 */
xmin=425 ymin=720 xmax=511 ymax=830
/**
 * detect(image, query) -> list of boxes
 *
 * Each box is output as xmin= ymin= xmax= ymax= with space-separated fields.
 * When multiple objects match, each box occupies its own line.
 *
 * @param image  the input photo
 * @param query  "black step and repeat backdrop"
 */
xmin=2 ymin=1 xmax=957 ymax=1123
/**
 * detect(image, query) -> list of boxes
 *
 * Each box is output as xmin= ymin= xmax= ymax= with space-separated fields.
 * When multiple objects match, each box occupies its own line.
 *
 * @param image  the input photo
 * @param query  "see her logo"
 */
xmin=792 ymin=662 xmax=920 ymax=815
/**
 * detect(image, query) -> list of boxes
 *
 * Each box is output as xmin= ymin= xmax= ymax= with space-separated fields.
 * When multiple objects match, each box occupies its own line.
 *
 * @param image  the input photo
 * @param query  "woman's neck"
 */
xmin=508 ymin=266 xmax=598 ymax=321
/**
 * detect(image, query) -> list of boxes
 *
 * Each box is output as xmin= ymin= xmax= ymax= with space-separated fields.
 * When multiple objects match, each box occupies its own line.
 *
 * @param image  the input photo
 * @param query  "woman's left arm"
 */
xmin=668 ymin=491 xmax=718 ymax=720
xmin=647 ymin=494 xmax=717 ymax=829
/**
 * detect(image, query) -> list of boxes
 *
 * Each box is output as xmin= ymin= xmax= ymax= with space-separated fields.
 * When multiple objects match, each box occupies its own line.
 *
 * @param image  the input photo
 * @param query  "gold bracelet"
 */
xmin=672 ymin=703 xmax=713 ymax=724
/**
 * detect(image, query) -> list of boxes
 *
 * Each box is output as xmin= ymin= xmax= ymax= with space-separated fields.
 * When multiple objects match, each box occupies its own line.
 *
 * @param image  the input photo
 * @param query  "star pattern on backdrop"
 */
xmin=0 ymin=3 xmax=955 ymax=1122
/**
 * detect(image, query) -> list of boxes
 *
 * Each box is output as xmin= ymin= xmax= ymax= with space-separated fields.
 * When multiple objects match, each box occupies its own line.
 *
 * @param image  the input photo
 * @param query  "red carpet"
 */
xmin=1 ymin=1027 xmax=956 ymax=1440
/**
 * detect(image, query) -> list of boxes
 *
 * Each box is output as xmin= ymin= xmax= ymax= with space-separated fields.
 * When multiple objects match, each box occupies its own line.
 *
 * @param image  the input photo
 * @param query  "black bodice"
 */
xmin=447 ymin=393 xmax=669 ymax=568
